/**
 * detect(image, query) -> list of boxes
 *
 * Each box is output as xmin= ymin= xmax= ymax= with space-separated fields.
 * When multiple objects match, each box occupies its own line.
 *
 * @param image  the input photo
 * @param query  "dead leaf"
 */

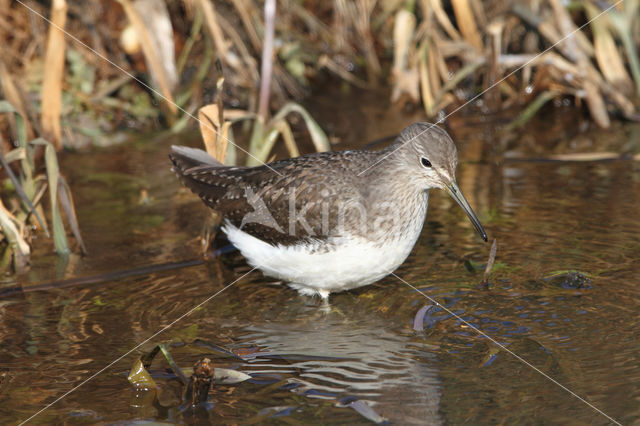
xmin=198 ymin=104 xmax=230 ymax=162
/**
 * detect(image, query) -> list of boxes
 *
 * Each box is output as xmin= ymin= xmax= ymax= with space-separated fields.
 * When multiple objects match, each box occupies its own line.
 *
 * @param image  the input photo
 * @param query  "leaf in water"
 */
xmin=158 ymin=344 xmax=188 ymax=385
xmin=31 ymin=138 xmax=69 ymax=255
xmin=57 ymin=177 xmax=86 ymax=254
xmin=214 ymin=368 xmax=251 ymax=385
xmin=480 ymin=346 xmax=500 ymax=367
xmin=140 ymin=344 xmax=162 ymax=369
xmin=413 ymin=305 xmax=434 ymax=332
xmin=347 ymin=400 xmax=388 ymax=424
xmin=128 ymin=358 xmax=157 ymax=390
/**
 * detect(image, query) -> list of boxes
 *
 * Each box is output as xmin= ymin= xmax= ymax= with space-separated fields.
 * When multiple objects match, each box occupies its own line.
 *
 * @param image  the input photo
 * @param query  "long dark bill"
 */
xmin=446 ymin=182 xmax=488 ymax=242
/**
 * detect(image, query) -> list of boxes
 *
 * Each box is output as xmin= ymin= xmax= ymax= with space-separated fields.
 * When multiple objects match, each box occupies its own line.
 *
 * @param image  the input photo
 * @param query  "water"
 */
xmin=1 ymin=100 xmax=639 ymax=424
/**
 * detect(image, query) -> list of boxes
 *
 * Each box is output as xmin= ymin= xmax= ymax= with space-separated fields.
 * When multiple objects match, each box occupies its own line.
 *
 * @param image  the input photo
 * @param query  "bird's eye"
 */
xmin=421 ymin=157 xmax=432 ymax=168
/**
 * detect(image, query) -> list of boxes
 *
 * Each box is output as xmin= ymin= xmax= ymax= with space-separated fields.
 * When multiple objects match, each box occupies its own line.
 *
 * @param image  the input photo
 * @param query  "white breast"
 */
xmin=222 ymin=193 xmax=429 ymax=298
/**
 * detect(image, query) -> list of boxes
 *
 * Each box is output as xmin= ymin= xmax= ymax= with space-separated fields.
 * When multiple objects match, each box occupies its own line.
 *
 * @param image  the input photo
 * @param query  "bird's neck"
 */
xmin=361 ymin=175 xmax=430 ymax=243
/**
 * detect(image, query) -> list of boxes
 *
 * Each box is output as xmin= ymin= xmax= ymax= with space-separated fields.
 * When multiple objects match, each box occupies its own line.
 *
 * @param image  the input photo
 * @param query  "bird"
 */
xmin=170 ymin=122 xmax=487 ymax=299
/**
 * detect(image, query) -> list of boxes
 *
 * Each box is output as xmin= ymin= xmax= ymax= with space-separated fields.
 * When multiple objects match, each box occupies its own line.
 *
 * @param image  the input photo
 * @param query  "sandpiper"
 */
xmin=170 ymin=122 xmax=487 ymax=298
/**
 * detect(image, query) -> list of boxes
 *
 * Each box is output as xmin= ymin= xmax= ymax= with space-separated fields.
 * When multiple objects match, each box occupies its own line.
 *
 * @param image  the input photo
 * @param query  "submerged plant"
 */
xmin=0 ymin=100 xmax=85 ymax=273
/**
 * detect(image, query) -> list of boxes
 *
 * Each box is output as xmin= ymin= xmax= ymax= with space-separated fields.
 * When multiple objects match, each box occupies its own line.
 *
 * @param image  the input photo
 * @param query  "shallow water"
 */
xmin=1 ymin=99 xmax=639 ymax=424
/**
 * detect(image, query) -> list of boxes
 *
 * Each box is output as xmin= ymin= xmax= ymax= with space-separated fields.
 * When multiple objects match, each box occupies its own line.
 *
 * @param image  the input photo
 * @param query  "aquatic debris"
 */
xmin=255 ymin=405 xmax=297 ymax=418
xmin=127 ymin=357 xmax=157 ymax=391
xmin=348 ymin=400 xmax=388 ymax=424
xmin=149 ymin=344 xmax=188 ymax=384
xmin=127 ymin=342 xmax=252 ymax=407
xmin=543 ymin=271 xmax=592 ymax=290
xmin=128 ymin=344 xmax=188 ymax=395
xmin=480 ymin=346 xmax=500 ymax=368
xmin=184 ymin=358 xmax=214 ymax=405
xmin=525 ymin=271 xmax=592 ymax=291
xmin=212 ymin=367 xmax=251 ymax=385
xmin=413 ymin=304 xmax=434 ymax=332
xmin=338 ymin=396 xmax=388 ymax=424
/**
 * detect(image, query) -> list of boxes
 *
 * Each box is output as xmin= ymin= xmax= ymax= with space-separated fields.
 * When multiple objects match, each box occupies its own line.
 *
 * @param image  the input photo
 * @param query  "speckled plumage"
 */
xmin=170 ymin=122 xmax=486 ymax=298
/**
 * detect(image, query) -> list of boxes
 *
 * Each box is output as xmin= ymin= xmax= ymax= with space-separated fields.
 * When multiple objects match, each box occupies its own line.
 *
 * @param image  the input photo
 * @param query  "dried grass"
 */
xmin=2 ymin=0 xmax=639 ymax=151
xmin=117 ymin=0 xmax=177 ymax=116
xmin=40 ymin=0 xmax=67 ymax=150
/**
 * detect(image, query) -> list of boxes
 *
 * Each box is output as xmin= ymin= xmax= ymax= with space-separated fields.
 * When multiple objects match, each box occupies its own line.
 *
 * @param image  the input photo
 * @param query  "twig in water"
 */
xmin=480 ymin=238 xmax=498 ymax=288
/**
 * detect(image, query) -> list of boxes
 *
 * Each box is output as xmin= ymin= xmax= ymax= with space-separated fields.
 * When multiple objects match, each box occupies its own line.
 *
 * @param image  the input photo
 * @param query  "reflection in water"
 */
xmin=238 ymin=304 xmax=442 ymax=424
xmin=1 ymin=121 xmax=640 ymax=423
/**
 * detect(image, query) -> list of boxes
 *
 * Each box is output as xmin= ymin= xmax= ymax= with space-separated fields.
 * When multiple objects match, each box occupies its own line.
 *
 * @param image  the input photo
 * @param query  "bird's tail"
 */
xmin=169 ymin=145 xmax=224 ymax=172
xmin=169 ymin=145 xmax=234 ymax=210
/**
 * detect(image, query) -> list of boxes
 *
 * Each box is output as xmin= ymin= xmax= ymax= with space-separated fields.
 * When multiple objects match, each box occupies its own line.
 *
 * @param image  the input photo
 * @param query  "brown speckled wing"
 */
xmin=170 ymin=150 xmax=375 ymax=246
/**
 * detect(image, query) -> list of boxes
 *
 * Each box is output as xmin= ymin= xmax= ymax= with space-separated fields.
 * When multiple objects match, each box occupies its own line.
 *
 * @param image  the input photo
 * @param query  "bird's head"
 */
xmin=388 ymin=123 xmax=487 ymax=242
